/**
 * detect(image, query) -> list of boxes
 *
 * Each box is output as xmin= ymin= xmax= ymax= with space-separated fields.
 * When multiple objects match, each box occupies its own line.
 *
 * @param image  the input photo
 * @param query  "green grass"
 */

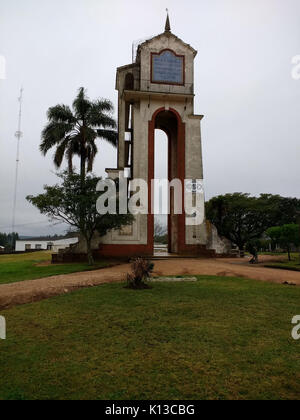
xmin=265 ymin=254 xmax=300 ymax=272
xmin=259 ymin=252 xmax=299 ymax=257
xmin=0 ymin=276 xmax=300 ymax=400
xmin=258 ymin=252 xmax=288 ymax=256
xmin=0 ymin=252 xmax=112 ymax=285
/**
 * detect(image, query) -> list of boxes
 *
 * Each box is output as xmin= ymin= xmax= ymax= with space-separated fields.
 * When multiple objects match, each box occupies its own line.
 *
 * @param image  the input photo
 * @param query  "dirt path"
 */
xmin=152 ymin=256 xmax=300 ymax=286
xmin=0 ymin=256 xmax=299 ymax=310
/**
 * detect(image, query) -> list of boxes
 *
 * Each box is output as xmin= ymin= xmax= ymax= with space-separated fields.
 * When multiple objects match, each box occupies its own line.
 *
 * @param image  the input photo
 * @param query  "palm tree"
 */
xmin=40 ymin=87 xmax=117 ymax=185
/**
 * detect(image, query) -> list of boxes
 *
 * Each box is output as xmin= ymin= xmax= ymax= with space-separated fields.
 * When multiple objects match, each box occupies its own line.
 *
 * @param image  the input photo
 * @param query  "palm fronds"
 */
xmin=40 ymin=87 xmax=118 ymax=178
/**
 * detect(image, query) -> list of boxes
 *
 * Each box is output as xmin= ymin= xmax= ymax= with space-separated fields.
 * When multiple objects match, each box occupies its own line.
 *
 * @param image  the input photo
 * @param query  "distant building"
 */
xmin=15 ymin=238 xmax=78 ymax=252
xmin=0 ymin=246 xmax=5 ymax=253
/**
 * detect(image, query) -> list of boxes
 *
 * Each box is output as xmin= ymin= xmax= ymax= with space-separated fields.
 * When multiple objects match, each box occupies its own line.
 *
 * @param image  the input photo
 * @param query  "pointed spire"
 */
xmin=165 ymin=9 xmax=171 ymax=33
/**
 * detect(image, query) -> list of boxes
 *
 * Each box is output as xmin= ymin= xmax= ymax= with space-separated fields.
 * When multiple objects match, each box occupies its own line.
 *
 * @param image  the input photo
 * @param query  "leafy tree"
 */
xmin=40 ymin=87 xmax=117 ymax=186
xmin=206 ymin=193 xmax=300 ymax=255
xmin=206 ymin=193 xmax=270 ymax=254
xmin=0 ymin=232 xmax=19 ymax=251
xmin=259 ymin=194 xmax=300 ymax=226
xmin=27 ymin=172 xmax=133 ymax=265
xmin=266 ymin=226 xmax=282 ymax=251
xmin=266 ymin=224 xmax=300 ymax=261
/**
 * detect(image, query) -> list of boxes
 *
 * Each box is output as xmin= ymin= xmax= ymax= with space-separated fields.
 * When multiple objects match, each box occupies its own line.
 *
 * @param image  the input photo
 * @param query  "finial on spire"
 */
xmin=165 ymin=8 xmax=171 ymax=32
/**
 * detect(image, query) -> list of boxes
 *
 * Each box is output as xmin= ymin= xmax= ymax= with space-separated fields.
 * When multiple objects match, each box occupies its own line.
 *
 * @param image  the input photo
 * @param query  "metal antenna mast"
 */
xmin=11 ymin=87 xmax=24 ymax=247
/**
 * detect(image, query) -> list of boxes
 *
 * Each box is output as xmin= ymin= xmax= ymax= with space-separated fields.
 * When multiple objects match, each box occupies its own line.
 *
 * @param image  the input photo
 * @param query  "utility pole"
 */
xmin=11 ymin=87 xmax=23 ymax=250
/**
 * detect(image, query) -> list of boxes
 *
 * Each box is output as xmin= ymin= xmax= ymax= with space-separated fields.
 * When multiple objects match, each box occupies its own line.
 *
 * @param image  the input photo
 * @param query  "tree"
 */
xmin=154 ymin=222 xmax=167 ymax=237
xmin=40 ymin=87 xmax=118 ymax=186
xmin=0 ymin=232 xmax=19 ymax=252
xmin=206 ymin=193 xmax=271 ymax=254
xmin=258 ymin=194 xmax=300 ymax=226
xmin=154 ymin=222 xmax=168 ymax=245
xmin=206 ymin=193 xmax=300 ymax=256
xmin=266 ymin=226 xmax=281 ymax=251
xmin=266 ymin=224 xmax=300 ymax=261
xmin=27 ymin=172 xmax=133 ymax=265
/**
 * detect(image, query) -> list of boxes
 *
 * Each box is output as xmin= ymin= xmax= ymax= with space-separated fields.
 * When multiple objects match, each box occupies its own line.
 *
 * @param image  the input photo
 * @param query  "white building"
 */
xmin=15 ymin=237 xmax=78 ymax=252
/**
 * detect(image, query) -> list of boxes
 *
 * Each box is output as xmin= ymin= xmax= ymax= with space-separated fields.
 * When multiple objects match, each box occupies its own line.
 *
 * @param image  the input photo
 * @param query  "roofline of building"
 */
xmin=16 ymin=237 xmax=78 ymax=243
xmin=136 ymin=31 xmax=197 ymax=58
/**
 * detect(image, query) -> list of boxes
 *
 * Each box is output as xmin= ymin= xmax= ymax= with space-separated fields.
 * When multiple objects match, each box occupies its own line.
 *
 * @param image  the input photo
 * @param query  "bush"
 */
xmin=125 ymin=258 xmax=154 ymax=289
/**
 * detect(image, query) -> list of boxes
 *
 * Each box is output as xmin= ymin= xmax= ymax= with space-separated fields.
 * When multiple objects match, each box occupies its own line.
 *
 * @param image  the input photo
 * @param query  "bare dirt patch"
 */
xmin=1 ymin=257 xmax=300 ymax=310
xmin=34 ymin=261 xmax=61 ymax=267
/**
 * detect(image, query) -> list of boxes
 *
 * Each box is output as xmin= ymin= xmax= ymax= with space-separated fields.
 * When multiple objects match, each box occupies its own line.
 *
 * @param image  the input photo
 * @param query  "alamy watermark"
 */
xmin=0 ymin=55 xmax=6 ymax=80
xmin=291 ymin=316 xmax=300 ymax=340
xmin=0 ymin=316 xmax=6 ymax=340
xmin=96 ymin=173 xmax=205 ymax=226
xmin=291 ymin=55 xmax=300 ymax=80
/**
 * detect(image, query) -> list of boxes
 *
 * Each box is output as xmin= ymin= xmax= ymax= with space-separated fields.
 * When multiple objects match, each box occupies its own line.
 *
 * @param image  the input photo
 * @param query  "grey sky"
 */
xmin=0 ymin=0 xmax=300 ymax=236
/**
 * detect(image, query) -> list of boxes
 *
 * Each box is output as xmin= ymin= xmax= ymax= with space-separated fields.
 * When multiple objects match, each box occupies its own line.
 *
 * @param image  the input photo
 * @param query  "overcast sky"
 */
xmin=0 ymin=0 xmax=300 ymax=236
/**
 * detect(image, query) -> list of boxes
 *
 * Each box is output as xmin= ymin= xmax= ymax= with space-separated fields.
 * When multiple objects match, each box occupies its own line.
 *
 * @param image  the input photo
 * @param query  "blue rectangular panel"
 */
xmin=152 ymin=50 xmax=184 ymax=85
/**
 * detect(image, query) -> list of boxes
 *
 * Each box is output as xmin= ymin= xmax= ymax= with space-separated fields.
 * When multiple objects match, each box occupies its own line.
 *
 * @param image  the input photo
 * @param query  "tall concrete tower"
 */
xmin=97 ymin=17 xmax=229 ymax=258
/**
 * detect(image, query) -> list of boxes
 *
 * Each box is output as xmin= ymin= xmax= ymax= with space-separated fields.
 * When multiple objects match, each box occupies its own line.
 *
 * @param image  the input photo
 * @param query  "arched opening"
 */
xmin=154 ymin=129 xmax=168 ymax=254
xmin=124 ymin=73 xmax=134 ymax=90
xmin=149 ymin=109 xmax=185 ymax=254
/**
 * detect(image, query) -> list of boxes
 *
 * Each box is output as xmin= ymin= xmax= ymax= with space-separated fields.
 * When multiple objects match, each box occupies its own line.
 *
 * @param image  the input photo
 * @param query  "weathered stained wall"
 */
xmin=70 ymin=28 xmax=232 ymax=257
xmin=101 ymin=30 xmax=207 ymax=250
xmin=138 ymin=32 xmax=196 ymax=95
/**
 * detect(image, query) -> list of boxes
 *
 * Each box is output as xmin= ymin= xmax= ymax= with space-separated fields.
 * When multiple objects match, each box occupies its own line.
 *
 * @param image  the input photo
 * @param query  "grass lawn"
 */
xmin=0 ymin=276 xmax=300 ymax=400
xmin=258 ymin=252 xmax=288 ymax=256
xmin=264 ymin=254 xmax=300 ymax=272
xmin=0 ymin=252 xmax=113 ymax=285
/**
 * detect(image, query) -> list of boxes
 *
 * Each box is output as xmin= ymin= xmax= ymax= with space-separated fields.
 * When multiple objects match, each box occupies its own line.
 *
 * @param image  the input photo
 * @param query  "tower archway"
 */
xmin=148 ymin=108 xmax=186 ymax=254
xmin=154 ymin=128 xmax=168 ymax=251
xmin=97 ymin=21 xmax=220 ymax=259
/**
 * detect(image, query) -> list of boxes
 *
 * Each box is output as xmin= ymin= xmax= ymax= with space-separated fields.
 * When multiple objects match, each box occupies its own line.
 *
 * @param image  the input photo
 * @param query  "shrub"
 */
xmin=125 ymin=258 xmax=154 ymax=289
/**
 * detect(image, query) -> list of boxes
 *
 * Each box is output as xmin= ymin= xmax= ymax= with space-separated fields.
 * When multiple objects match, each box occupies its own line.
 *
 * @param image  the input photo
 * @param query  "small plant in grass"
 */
xmin=125 ymin=258 xmax=154 ymax=289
